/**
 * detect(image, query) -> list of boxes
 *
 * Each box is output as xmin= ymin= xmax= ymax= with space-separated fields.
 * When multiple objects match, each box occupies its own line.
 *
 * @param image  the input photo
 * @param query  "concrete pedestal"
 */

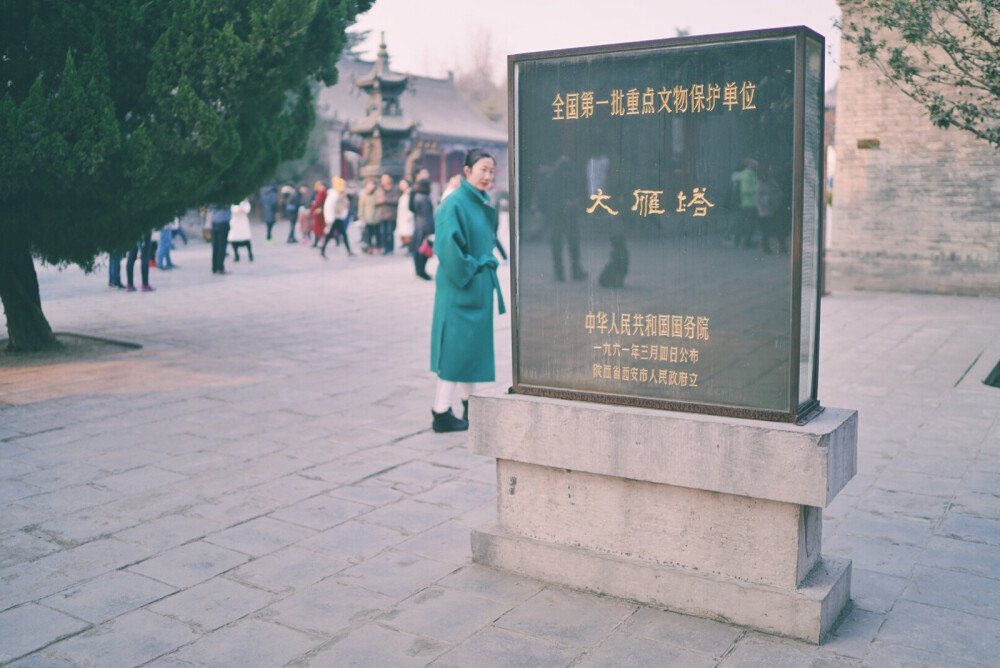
xmin=468 ymin=391 xmax=857 ymax=643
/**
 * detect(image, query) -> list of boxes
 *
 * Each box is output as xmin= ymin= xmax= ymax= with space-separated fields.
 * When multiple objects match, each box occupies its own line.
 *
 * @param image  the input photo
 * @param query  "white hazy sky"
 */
xmin=351 ymin=0 xmax=843 ymax=89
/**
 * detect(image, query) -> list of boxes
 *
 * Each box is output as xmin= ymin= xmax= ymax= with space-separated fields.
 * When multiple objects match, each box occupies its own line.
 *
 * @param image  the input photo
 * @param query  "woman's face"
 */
xmin=464 ymin=157 xmax=495 ymax=192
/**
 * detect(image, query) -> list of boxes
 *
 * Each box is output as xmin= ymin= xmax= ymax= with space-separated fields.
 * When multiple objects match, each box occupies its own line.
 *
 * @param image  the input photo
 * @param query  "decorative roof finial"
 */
xmin=376 ymin=32 xmax=389 ymax=71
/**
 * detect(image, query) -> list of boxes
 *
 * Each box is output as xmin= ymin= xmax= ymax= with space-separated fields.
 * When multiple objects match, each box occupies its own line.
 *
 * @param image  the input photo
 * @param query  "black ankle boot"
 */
xmin=462 ymin=399 xmax=469 ymax=422
xmin=432 ymin=408 xmax=468 ymax=433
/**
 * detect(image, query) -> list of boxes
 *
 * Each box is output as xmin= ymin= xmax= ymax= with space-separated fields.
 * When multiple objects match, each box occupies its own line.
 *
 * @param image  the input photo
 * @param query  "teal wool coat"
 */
xmin=430 ymin=179 xmax=505 ymax=383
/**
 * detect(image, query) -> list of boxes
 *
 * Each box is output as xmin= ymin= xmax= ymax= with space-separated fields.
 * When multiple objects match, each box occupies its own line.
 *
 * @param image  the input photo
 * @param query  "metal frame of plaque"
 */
xmin=508 ymin=27 xmax=825 ymax=423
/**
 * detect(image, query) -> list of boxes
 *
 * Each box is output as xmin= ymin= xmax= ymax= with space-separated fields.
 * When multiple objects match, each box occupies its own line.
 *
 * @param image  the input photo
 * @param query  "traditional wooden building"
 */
xmin=317 ymin=43 xmax=508 ymax=195
xmin=346 ymin=38 xmax=417 ymax=181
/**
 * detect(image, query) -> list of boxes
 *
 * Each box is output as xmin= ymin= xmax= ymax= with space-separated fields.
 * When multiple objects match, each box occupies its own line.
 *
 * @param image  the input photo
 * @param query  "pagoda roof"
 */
xmin=351 ymin=35 xmax=410 ymax=89
xmin=319 ymin=58 xmax=507 ymax=146
xmin=353 ymin=69 xmax=409 ymax=89
xmin=348 ymin=116 xmax=418 ymax=136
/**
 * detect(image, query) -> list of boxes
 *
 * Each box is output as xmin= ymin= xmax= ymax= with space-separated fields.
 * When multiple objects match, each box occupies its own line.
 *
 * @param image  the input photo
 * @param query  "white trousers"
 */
xmin=433 ymin=379 xmax=476 ymax=414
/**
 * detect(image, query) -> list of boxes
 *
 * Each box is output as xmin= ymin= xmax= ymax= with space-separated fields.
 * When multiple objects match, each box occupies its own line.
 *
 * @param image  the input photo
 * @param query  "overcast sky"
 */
xmin=351 ymin=0 xmax=842 ymax=89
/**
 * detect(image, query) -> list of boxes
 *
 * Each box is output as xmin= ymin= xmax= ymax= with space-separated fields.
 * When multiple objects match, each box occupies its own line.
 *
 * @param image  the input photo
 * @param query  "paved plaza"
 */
xmin=1 ymin=221 xmax=998 ymax=667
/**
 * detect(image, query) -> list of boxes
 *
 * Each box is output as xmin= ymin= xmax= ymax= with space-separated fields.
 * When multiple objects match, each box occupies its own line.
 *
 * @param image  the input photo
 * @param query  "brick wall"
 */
xmin=830 ymin=20 xmax=1000 ymax=296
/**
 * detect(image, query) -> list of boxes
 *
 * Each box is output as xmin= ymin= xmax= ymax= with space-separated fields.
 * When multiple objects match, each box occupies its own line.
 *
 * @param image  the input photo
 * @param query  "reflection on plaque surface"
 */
xmin=510 ymin=28 xmax=824 ymax=422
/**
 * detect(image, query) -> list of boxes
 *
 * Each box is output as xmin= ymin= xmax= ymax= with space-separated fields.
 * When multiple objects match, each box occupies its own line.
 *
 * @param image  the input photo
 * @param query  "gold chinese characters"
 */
xmin=585 ymin=312 xmax=710 ymax=339
xmin=592 ymin=343 xmax=700 ymax=363
xmin=585 ymin=312 xmax=709 ymax=389
xmin=552 ymin=82 xmax=757 ymax=120
xmin=591 ymin=365 xmax=699 ymax=387
xmin=587 ymin=188 xmax=715 ymax=218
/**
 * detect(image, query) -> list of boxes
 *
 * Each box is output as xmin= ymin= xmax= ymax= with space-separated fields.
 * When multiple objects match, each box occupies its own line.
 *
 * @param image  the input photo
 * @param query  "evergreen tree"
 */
xmin=343 ymin=29 xmax=373 ymax=59
xmin=839 ymin=1 xmax=1000 ymax=150
xmin=0 ymin=0 xmax=373 ymax=351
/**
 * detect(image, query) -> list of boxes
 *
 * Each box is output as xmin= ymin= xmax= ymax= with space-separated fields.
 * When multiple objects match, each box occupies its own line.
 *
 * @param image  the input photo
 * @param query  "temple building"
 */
xmin=346 ymin=37 xmax=417 ymax=181
xmin=317 ymin=39 xmax=508 ymax=196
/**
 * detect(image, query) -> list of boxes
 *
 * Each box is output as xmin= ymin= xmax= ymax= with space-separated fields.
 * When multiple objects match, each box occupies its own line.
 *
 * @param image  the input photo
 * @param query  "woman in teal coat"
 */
xmin=430 ymin=148 xmax=506 ymax=433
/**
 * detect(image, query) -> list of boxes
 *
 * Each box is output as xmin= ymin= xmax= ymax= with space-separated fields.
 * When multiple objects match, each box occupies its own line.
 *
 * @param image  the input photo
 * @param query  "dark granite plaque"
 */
xmin=509 ymin=28 xmax=824 ymax=422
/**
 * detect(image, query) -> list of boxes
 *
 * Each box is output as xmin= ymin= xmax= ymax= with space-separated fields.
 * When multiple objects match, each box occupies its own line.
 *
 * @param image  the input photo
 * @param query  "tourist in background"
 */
xmin=756 ymin=163 xmax=788 ymax=255
xmin=409 ymin=177 xmax=434 ymax=281
xmin=346 ymin=181 xmax=359 ymax=231
xmin=440 ymin=174 xmax=462 ymax=202
xmin=282 ymin=184 xmax=299 ymax=243
xmin=735 ymin=158 xmax=759 ymax=249
xmin=260 ymin=181 xmax=279 ymax=244
xmin=544 ymin=155 xmax=587 ymax=282
xmin=125 ymin=232 xmax=155 ymax=292
xmin=321 ymin=177 xmax=353 ymax=258
xmin=358 ymin=179 xmax=378 ymax=253
xmin=296 ymin=184 xmax=312 ymax=244
xmin=108 ymin=250 xmax=125 ymax=289
xmin=429 ymin=148 xmax=505 ymax=433
xmin=310 ymin=180 xmax=327 ymax=248
xmin=229 ymin=199 xmax=254 ymax=262
xmin=396 ymin=178 xmax=413 ymax=252
xmin=375 ymin=173 xmax=400 ymax=255
xmin=208 ymin=204 xmax=231 ymax=274
xmin=171 ymin=216 xmax=187 ymax=245
xmin=156 ymin=219 xmax=178 ymax=269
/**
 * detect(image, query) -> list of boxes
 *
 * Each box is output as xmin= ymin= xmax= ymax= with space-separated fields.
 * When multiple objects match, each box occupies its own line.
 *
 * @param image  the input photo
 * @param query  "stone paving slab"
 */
xmin=34 ymin=609 xmax=200 ymax=667
xmin=300 ymin=621 xmax=451 ymax=668
xmin=428 ymin=627 xmax=579 ymax=668
xmin=40 ymin=570 xmax=177 ymax=625
xmin=0 ymin=603 xmax=89 ymax=664
xmin=379 ymin=585 xmax=515 ymax=644
xmin=1 ymin=223 xmax=999 ymax=666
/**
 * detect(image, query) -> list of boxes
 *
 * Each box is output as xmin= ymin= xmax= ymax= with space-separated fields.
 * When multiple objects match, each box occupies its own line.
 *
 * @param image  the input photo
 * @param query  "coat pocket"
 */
xmin=453 ymin=274 xmax=490 ymax=310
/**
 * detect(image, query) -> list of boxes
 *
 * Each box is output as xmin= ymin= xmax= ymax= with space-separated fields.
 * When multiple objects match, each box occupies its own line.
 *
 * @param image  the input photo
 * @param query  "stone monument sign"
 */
xmin=509 ymin=27 xmax=825 ymax=423
xmin=470 ymin=28 xmax=857 ymax=644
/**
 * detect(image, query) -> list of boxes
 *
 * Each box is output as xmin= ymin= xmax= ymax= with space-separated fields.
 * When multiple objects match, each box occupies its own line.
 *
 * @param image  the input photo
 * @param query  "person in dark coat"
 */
xmin=409 ymin=177 xmax=435 ymax=280
xmin=282 ymin=184 xmax=300 ymax=243
xmin=108 ymin=250 xmax=125 ymax=288
xmin=544 ymin=154 xmax=588 ymax=281
xmin=429 ymin=149 xmax=506 ymax=433
xmin=259 ymin=182 xmax=279 ymax=243
xmin=375 ymin=173 xmax=400 ymax=255
xmin=125 ymin=232 xmax=155 ymax=292
xmin=208 ymin=204 xmax=231 ymax=274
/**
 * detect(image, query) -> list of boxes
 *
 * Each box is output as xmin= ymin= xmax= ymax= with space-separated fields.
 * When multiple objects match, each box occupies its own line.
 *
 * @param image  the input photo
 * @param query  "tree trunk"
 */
xmin=0 ymin=226 xmax=59 ymax=352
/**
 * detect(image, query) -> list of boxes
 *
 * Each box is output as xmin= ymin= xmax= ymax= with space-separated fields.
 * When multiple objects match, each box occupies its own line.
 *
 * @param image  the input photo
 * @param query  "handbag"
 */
xmin=418 ymin=235 xmax=434 ymax=258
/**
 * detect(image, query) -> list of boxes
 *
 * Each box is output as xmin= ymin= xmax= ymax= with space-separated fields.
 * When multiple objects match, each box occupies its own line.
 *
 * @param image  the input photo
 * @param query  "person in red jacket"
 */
xmin=310 ymin=180 xmax=328 ymax=247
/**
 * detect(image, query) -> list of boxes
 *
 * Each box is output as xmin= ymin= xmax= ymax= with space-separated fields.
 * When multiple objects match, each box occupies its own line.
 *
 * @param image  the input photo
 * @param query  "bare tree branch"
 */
xmin=839 ymin=0 xmax=1000 ymax=149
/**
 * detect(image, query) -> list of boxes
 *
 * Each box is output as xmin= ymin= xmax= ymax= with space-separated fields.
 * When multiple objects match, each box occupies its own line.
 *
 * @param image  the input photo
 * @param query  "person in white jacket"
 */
xmin=320 ymin=177 xmax=353 ymax=257
xmin=228 ymin=199 xmax=254 ymax=262
xmin=396 ymin=179 xmax=414 ymax=251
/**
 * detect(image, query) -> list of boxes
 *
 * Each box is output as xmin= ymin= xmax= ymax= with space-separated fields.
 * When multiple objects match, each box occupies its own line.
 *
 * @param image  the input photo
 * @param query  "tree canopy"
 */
xmin=452 ymin=28 xmax=506 ymax=124
xmin=0 ymin=0 xmax=373 ymax=351
xmin=839 ymin=0 xmax=1000 ymax=150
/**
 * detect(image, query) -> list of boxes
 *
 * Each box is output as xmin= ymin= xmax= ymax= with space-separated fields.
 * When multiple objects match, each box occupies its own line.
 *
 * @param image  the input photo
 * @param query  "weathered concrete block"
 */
xmin=470 ymin=391 xmax=857 ymax=507
xmin=468 ymin=391 xmax=857 ymax=643
xmin=497 ymin=460 xmax=821 ymax=589
xmin=471 ymin=523 xmax=852 ymax=644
